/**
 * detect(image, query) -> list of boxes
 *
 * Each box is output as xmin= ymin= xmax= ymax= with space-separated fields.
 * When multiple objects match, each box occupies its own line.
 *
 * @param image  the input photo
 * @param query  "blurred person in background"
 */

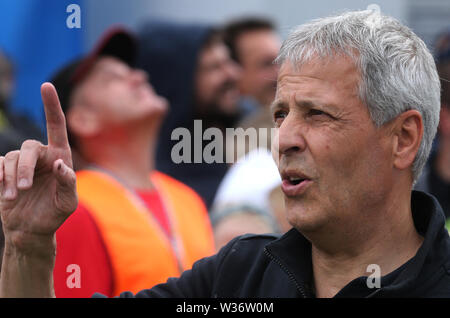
xmin=223 ymin=17 xmax=281 ymax=112
xmin=214 ymin=18 xmax=282 ymax=241
xmin=211 ymin=18 xmax=284 ymax=245
xmin=0 ymin=50 xmax=45 ymax=156
xmin=211 ymin=147 xmax=284 ymax=251
xmin=222 ymin=17 xmax=281 ymax=164
xmin=223 ymin=18 xmax=281 ymax=161
xmin=137 ymin=21 xmax=243 ymax=209
xmin=414 ymin=28 xmax=450 ymax=225
xmin=49 ymin=27 xmax=214 ymax=297
xmin=210 ymin=203 xmax=278 ymax=252
xmin=212 ymin=147 xmax=283 ymax=234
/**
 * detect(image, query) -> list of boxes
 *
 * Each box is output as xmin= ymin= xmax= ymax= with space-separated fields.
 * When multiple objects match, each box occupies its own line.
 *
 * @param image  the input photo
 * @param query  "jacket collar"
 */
xmin=265 ymin=191 xmax=450 ymax=297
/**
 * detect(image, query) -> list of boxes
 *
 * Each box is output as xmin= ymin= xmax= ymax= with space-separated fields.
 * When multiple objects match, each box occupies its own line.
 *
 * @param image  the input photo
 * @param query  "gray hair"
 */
xmin=276 ymin=10 xmax=441 ymax=183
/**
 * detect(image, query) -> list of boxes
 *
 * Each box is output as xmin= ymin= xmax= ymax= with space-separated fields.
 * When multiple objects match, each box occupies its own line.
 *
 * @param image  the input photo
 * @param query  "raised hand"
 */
xmin=0 ymin=82 xmax=78 ymax=254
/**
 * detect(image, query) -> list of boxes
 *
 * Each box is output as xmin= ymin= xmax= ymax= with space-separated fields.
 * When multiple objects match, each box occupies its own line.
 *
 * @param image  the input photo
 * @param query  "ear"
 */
xmin=392 ymin=110 xmax=423 ymax=171
xmin=66 ymin=104 xmax=101 ymax=139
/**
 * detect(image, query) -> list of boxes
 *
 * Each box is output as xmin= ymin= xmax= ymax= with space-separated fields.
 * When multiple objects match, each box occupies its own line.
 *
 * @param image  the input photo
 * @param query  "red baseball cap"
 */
xmin=49 ymin=26 xmax=137 ymax=114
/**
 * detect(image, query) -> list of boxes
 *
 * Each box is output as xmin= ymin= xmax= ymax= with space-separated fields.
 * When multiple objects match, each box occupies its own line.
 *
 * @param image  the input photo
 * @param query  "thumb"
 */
xmin=53 ymin=159 xmax=78 ymax=215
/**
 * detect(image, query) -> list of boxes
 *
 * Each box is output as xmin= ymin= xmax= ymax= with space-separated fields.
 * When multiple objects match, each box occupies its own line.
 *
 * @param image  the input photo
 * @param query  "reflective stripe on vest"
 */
xmin=76 ymin=170 xmax=215 ymax=296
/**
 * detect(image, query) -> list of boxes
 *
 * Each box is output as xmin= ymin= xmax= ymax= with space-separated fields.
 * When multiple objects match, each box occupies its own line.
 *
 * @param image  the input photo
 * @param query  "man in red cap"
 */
xmin=37 ymin=27 xmax=214 ymax=297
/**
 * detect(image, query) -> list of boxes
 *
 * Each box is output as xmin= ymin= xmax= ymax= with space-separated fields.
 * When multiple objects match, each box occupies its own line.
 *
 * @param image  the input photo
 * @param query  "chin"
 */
xmin=140 ymin=101 xmax=168 ymax=118
xmin=285 ymin=201 xmax=328 ymax=234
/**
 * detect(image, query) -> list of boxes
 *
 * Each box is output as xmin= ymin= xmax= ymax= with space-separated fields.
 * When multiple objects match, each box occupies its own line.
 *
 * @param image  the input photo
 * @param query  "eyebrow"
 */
xmin=270 ymin=100 xmax=286 ymax=113
xmin=270 ymin=98 xmax=339 ymax=113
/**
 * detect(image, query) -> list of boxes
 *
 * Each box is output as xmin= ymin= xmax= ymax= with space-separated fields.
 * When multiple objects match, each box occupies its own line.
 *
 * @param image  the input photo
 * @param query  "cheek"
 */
xmin=100 ymin=91 xmax=130 ymax=118
xmin=197 ymin=76 xmax=216 ymax=99
xmin=308 ymin=130 xmax=369 ymax=197
xmin=307 ymin=131 xmax=343 ymax=170
xmin=314 ymin=130 xmax=391 ymax=201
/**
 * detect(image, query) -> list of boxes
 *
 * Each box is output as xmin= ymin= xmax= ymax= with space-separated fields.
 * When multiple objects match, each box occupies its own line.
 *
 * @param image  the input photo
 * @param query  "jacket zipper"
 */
xmin=264 ymin=247 xmax=309 ymax=298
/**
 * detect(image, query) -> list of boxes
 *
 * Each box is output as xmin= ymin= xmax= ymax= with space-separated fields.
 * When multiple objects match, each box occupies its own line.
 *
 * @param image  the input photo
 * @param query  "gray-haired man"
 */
xmin=1 ymin=10 xmax=450 ymax=298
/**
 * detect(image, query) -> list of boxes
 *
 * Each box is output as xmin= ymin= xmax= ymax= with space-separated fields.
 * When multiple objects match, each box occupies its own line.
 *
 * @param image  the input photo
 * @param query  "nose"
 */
xmin=274 ymin=112 xmax=306 ymax=158
xmin=130 ymin=69 xmax=149 ymax=85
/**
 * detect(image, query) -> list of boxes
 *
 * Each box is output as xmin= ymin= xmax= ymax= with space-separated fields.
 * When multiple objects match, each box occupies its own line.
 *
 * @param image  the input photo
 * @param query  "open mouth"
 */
xmin=288 ymin=177 xmax=306 ymax=186
xmin=280 ymin=172 xmax=312 ymax=196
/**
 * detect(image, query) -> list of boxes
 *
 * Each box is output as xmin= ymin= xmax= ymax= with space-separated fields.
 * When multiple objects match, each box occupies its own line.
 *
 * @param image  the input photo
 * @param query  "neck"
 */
xmin=310 ymin=181 xmax=423 ymax=298
xmin=82 ymin=121 xmax=158 ymax=190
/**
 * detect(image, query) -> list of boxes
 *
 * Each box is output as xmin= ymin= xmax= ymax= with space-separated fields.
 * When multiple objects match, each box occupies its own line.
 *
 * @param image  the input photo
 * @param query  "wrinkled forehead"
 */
xmin=274 ymin=56 xmax=364 ymax=111
xmin=280 ymin=55 xmax=360 ymax=87
xmin=278 ymin=52 xmax=360 ymax=80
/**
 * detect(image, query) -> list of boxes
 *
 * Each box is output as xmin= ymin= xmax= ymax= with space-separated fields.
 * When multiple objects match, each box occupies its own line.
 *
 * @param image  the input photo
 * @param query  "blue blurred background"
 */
xmin=0 ymin=0 xmax=449 ymax=132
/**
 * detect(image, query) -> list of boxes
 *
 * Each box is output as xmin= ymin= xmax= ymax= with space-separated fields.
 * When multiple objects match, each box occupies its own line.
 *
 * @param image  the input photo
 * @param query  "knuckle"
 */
xmin=4 ymin=150 xmax=19 ymax=162
xmin=22 ymin=139 xmax=42 ymax=149
xmin=17 ymin=163 xmax=34 ymax=176
xmin=64 ymin=168 xmax=77 ymax=186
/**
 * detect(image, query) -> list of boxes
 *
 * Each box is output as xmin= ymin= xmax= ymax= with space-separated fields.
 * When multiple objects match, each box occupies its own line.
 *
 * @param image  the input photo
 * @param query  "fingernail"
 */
xmin=4 ymin=189 xmax=14 ymax=199
xmin=18 ymin=178 xmax=29 ymax=188
xmin=59 ymin=163 xmax=67 ymax=175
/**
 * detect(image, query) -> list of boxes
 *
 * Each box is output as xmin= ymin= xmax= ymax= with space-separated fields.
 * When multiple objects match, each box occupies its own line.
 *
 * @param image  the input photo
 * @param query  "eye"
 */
xmin=273 ymin=110 xmax=287 ymax=126
xmin=307 ymin=109 xmax=330 ymax=118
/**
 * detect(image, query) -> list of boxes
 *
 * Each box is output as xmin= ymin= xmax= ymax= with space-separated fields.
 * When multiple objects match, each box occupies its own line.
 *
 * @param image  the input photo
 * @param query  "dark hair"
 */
xmin=201 ymin=27 xmax=225 ymax=50
xmin=223 ymin=17 xmax=275 ymax=63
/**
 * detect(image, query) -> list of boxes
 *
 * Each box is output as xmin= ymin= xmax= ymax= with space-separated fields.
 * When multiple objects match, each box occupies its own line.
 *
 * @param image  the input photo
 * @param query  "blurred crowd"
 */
xmin=0 ymin=15 xmax=448 ymax=297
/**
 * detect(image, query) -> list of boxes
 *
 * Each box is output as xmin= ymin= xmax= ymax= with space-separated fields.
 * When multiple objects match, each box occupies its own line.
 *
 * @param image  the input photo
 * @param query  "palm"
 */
xmin=0 ymin=83 xmax=78 ymax=243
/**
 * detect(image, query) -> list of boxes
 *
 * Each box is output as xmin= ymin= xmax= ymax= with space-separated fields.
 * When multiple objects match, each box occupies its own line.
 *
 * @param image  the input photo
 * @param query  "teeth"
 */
xmin=289 ymin=177 xmax=302 ymax=182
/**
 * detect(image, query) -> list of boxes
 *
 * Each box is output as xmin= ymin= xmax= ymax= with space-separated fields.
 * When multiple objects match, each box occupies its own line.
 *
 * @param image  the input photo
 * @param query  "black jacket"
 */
xmin=102 ymin=191 xmax=450 ymax=298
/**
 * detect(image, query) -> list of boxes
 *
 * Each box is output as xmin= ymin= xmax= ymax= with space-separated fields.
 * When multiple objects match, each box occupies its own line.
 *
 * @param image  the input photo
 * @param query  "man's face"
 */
xmin=74 ymin=56 xmax=168 ymax=128
xmin=271 ymin=56 xmax=394 ymax=236
xmin=236 ymin=30 xmax=280 ymax=107
xmin=195 ymin=42 xmax=241 ymax=117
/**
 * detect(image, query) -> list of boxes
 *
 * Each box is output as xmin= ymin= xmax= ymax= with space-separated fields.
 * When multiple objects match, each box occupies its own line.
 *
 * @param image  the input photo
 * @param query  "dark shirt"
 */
xmin=95 ymin=191 xmax=450 ymax=298
xmin=415 ymin=154 xmax=450 ymax=219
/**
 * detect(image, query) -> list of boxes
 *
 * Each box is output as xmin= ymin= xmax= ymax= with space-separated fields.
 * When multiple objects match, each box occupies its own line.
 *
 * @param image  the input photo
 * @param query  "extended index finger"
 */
xmin=41 ymin=82 xmax=70 ymax=149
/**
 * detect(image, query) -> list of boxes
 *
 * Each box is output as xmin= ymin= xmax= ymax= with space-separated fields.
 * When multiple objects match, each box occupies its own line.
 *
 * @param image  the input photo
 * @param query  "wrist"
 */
xmin=3 ymin=232 xmax=56 ymax=260
xmin=1 ymin=234 xmax=56 ymax=298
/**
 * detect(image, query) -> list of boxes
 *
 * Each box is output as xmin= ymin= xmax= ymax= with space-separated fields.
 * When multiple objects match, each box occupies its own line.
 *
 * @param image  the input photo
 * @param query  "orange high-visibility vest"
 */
xmin=75 ymin=169 xmax=215 ymax=296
